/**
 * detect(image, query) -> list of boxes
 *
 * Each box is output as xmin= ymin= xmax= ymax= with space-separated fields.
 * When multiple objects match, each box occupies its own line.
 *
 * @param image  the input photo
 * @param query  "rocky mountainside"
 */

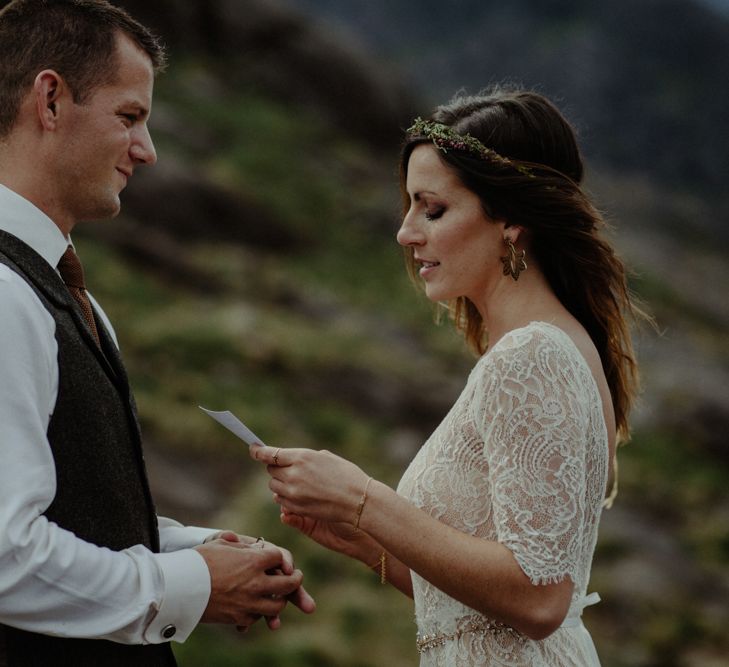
xmin=3 ymin=0 xmax=725 ymax=664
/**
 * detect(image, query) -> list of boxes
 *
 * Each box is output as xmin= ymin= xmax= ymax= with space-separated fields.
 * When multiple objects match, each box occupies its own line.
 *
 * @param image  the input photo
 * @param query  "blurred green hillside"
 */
xmin=48 ymin=0 xmax=729 ymax=664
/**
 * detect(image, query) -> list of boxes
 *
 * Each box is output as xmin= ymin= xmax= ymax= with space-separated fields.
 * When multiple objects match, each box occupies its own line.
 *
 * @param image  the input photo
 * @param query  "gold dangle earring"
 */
xmin=500 ymin=237 xmax=527 ymax=281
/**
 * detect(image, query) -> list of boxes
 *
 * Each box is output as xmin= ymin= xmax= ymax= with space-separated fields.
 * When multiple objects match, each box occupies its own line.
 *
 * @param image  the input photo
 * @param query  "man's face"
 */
xmin=53 ymin=32 xmax=156 ymax=223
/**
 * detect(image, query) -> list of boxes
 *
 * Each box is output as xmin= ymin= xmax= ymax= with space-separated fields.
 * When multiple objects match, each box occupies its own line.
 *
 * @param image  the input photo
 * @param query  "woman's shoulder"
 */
xmin=485 ymin=320 xmax=582 ymax=364
xmin=471 ymin=321 xmax=599 ymax=392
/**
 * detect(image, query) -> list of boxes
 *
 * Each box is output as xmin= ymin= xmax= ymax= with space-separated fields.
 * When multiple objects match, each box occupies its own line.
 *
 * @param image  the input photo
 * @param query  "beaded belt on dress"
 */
xmin=415 ymin=592 xmax=600 ymax=654
xmin=416 ymin=618 xmax=526 ymax=653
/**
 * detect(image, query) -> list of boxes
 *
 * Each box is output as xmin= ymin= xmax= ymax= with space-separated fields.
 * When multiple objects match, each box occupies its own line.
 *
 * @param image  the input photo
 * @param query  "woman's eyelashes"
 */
xmin=425 ymin=206 xmax=445 ymax=221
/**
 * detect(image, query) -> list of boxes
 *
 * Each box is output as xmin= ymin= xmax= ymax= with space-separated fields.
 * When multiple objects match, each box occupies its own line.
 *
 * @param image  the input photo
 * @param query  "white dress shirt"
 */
xmin=0 ymin=184 xmax=214 ymax=644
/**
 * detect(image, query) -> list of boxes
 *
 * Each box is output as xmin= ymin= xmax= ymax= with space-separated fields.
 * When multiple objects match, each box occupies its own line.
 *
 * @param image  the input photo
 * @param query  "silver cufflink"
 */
xmin=161 ymin=624 xmax=177 ymax=639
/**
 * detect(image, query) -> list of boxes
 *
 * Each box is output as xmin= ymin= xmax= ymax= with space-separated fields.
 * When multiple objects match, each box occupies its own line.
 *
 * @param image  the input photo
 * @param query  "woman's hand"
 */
xmin=252 ymin=445 xmax=370 ymax=526
xmin=280 ymin=510 xmax=381 ymax=565
xmin=254 ymin=447 xmax=415 ymax=599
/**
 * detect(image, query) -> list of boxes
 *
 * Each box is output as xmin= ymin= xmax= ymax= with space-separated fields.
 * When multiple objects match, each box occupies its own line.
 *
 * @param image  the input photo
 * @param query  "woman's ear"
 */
xmin=501 ymin=222 xmax=526 ymax=246
xmin=33 ymin=70 xmax=65 ymax=131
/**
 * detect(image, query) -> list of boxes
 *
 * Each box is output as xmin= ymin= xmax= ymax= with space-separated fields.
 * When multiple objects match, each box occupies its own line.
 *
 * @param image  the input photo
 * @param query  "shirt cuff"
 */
xmin=158 ymin=523 xmax=220 ymax=552
xmin=144 ymin=549 xmax=211 ymax=644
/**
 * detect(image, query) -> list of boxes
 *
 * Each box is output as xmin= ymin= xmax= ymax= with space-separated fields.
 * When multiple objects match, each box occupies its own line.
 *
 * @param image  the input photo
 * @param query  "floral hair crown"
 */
xmin=406 ymin=117 xmax=535 ymax=178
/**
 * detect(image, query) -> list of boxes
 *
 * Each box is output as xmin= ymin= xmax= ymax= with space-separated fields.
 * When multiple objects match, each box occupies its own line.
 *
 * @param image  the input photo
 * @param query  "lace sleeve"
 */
xmin=473 ymin=328 xmax=592 ymax=586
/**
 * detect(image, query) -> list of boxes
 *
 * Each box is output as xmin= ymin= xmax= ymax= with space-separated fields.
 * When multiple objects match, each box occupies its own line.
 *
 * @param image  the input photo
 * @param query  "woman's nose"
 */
xmin=396 ymin=211 xmax=423 ymax=247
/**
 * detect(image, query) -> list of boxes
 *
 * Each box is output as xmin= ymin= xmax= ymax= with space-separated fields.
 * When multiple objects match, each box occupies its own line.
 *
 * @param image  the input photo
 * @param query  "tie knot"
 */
xmin=57 ymin=246 xmax=86 ymax=289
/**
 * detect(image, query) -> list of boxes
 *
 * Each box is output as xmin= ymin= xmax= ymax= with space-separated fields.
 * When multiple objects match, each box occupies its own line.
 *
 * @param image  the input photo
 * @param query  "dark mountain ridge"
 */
xmin=285 ymin=0 xmax=729 ymax=212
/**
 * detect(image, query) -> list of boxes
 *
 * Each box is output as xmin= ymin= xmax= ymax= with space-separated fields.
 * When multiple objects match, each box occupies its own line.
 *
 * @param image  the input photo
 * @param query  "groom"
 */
xmin=0 ymin=1 xmax=314 ymax=665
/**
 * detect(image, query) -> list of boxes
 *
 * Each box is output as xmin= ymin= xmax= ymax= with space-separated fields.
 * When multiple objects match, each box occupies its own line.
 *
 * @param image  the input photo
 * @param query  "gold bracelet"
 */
xmin=353 ymin=476 xmax=373 ymax=529
xmin=368 ymin=551 xmax=387 ymax=585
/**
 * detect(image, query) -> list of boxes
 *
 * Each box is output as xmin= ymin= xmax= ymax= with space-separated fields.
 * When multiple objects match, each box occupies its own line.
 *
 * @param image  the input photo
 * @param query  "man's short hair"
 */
xmin=0 ymin=0 xmax=166 ymax=138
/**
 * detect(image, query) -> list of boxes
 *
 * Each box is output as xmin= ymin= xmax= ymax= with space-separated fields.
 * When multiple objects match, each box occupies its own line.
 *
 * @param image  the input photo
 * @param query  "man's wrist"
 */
xmin=144 ymin=549 xmax=211 ymax=644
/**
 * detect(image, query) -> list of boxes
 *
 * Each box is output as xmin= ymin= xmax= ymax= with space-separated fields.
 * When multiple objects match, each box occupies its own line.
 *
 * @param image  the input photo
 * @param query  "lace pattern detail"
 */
xmin=397 ymin=322 xmax=607 ymax=666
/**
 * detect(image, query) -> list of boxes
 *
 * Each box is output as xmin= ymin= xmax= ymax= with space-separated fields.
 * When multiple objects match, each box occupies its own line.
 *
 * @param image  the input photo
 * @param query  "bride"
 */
xmin=253 ymin=86 xmax=644 ymax=666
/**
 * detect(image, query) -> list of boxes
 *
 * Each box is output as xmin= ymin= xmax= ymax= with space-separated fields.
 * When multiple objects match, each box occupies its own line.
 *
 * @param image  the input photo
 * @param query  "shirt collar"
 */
xmin=0 ymin=183 xmax=71 ymax=269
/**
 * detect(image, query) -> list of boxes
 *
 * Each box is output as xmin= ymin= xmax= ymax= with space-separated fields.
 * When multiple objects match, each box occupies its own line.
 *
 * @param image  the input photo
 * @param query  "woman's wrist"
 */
xmin=352 ymin=476 xmax=373 ymax=529
xmin=344 ymin=476 xmax=394 ymax=566
xmin=337 ymin=508 xmax=383 ymax=565
xmin=346 ymin=531 xmax=384 ymax=566
xmin=367 ymin=550 xmax=388 ymax=585
xmin=356 ymin=478 xmax=391 ymax=535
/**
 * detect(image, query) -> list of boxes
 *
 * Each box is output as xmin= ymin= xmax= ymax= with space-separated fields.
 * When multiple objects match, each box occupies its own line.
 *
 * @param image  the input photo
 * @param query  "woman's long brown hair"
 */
xmin=400 ymin=86 xmax=650 ymax=444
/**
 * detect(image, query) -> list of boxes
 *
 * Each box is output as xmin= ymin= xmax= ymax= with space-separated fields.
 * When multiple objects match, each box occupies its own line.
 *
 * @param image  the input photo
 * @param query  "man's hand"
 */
xmin=195 ymin=533 xmax=315 ymax=632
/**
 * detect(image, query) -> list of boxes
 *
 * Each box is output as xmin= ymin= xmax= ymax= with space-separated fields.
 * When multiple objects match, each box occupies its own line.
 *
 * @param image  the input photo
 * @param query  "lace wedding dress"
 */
xmin=397 ymin=322 xmax=607 ymax=666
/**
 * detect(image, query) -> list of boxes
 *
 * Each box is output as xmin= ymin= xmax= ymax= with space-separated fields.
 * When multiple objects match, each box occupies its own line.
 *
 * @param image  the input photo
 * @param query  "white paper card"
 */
xmin=199 ymin=406 xmax=266 ymax=448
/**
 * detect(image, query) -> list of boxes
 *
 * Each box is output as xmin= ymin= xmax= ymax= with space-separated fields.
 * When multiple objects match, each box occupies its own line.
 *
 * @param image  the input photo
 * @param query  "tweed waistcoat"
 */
xmin=0 ymin=231 xmax=175 ymax=666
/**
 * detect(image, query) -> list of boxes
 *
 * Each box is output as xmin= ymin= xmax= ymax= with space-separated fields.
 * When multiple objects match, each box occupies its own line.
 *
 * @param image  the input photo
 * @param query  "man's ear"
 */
xmin=33 ymin=70 xmax=66 ymax=131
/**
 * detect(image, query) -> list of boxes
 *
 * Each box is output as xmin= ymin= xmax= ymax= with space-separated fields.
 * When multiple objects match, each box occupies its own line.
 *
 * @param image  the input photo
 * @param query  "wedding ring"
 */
xmin=273 ymin=448 xmax=281 ymax=466
xmin=255 ymin=536 xmax=265 ymax=548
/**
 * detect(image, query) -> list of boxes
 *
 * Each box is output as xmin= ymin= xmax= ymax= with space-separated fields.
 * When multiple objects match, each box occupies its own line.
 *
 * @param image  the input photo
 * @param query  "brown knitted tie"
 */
xmin=57 ymin=246 xmax=100 ymax=345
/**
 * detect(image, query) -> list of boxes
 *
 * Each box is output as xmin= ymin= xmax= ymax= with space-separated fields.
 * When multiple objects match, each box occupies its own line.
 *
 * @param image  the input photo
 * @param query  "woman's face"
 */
xmin=397 ymin=144 xmax=506 ymax=305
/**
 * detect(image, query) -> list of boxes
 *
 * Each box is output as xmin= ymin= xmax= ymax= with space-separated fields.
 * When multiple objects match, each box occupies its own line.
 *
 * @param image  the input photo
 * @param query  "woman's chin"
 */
xmin=423 ymin=284 xmax=454 ymax=303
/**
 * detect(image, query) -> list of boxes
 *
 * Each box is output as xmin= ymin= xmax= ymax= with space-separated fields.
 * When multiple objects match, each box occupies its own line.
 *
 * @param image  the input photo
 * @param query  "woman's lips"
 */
xmin=418 ymin=260 xmax=440 ymax=277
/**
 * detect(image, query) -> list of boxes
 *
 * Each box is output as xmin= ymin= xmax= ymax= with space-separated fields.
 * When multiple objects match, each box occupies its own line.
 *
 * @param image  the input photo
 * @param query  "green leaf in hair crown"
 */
xmin=406 ymin=117 xmax=535 ymax=177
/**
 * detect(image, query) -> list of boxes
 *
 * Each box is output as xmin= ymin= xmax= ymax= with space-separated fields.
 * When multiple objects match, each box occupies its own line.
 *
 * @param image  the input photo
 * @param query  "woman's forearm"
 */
xmin=254 ymin=445 xmax=569 ymax=637
xmin=358 ymin=480 xmax=572 ymax=639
